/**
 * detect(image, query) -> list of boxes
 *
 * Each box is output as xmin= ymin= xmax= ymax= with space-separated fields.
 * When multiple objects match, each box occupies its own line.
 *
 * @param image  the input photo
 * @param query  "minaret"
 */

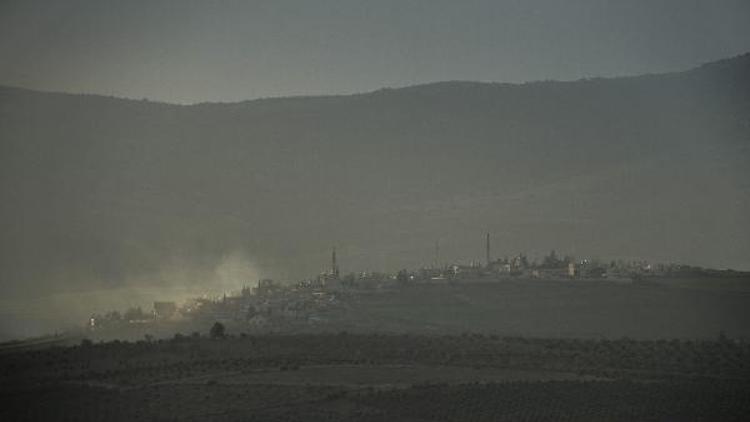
xmin=332 ymin=246 xmax=339 ymax=278
xmin=485 ymin=232 xmax=491 ymax=267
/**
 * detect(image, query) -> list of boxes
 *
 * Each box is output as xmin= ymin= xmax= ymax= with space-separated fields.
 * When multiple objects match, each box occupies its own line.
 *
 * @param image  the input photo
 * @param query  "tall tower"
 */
xmin=485 ymin=232 xmax=491 ymax=267
xmin=331 ymin=246 xmax=340 ymax=278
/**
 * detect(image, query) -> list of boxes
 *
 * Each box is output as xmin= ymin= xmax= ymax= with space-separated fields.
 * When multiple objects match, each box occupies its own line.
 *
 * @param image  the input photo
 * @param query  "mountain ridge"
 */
xmin=0 ymin=53 xmax=749 ymax=310
xmin=2 ymin=51 xmax=748 ymax=107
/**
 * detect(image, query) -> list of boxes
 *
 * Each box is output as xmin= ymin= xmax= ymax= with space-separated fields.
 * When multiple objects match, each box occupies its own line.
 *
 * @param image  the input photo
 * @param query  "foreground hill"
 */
xmin=1 ymin=54 xmax=749 ymax=312
xmin=2 ymin=333 xmax=749 ymax=421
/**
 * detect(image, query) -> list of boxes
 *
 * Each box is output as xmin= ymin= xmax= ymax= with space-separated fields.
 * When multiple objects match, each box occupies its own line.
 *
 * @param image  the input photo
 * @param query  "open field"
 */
xmin=2 ymin=333 xmax=749 ymax=421
xmin=25 ymin=276 xmax=745 ymax=345
xmin=2 ymin=277 xmax=749 ymax=420
xmin=3 ymin=275 xmax=749 ymax=343
xmin=329 ymin=279 xmax=750 ymax=339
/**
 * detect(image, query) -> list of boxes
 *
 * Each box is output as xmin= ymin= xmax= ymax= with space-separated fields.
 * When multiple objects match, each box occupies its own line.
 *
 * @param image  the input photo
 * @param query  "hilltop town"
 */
xmin=5 ymin=243 xmax=750 ymax=421
xmin=84 ymin=235 xmax=750 ymax=339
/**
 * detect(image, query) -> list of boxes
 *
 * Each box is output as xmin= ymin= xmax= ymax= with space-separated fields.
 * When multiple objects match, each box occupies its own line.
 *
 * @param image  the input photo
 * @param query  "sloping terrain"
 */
xmin=2 ymin=334 xmax=749 ymax=421
xmin=0 ymin=54 xmax=749 ymax=326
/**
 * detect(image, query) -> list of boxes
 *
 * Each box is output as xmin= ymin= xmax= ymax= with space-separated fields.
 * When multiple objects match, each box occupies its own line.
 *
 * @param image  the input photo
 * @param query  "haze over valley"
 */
xmin=2 ymin=54 xmax=749 ymax=321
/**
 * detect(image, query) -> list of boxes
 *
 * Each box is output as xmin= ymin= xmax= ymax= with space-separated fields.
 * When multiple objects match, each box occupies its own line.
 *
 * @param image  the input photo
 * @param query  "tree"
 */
xmin=246 ymin=305 xmax=257 ymax=320
xmin=209 ymin=322 xmax=226 ymax=339
xmin=520 ymin=254 xmax=530 ymax=269
xmin=396 ymin=269 xmax=410 ymax=285
xmin=342 ymin=273 xmax=356 ymax=287
xmin=542 ymin=250 xmax=563 ymax=268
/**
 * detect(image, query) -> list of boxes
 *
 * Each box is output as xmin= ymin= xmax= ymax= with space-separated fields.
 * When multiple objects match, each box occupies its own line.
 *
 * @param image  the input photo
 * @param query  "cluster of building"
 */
xmin=88 ymin=271 xmax=349 ymax=332
xmin=408 ymin=234 xmax=651 ymax=283
xmin=87 ymin=235 xmax=736 ymax=331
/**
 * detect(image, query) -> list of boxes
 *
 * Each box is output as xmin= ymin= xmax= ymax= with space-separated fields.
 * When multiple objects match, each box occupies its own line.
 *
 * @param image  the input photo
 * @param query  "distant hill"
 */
xmin=1 ymin=53 xmax=749 ymax=301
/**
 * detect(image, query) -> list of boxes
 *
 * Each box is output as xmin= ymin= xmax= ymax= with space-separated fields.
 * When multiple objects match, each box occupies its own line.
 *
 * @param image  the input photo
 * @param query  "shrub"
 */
xmin=210 ymin=322 xmax=226 ymax=339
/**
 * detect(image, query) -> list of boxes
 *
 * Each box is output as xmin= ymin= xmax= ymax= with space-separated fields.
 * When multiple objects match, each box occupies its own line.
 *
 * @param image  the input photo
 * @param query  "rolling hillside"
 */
xmin=1 ymin=53 xmax=749 ymax=305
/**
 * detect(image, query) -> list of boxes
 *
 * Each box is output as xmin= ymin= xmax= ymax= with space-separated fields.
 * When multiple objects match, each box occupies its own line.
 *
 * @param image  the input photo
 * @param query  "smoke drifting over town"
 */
xmin=0 ymin=250 xmax=262 ymax=339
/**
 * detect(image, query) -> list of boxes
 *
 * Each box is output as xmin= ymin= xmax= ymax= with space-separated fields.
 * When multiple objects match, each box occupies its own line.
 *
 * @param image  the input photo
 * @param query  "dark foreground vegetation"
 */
xmin=2 ymin=332 xmax=750 ymax=421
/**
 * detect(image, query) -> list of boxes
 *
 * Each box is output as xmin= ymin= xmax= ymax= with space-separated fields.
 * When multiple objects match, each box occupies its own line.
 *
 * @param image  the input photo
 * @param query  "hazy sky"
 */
xmin=1 ymin=0 xmax=749 ymax=103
